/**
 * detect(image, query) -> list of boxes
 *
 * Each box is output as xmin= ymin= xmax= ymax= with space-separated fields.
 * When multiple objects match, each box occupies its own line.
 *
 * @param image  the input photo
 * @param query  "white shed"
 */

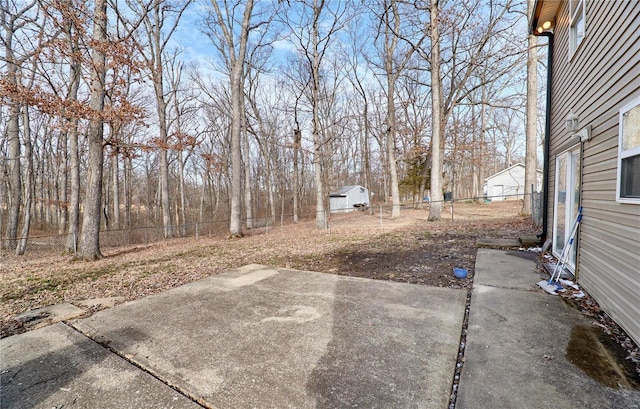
xmin=484 ymin=163 xmax=542 ymax=201
xmin=329 ymin=185 xmax=370 ymax=213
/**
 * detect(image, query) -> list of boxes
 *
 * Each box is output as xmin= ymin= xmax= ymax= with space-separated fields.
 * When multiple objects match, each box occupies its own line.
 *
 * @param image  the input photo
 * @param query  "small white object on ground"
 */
xmin=537 ymin=280 xmax=559 ymax=295
xmin=558 ymin=279 xmax=580 ymax=290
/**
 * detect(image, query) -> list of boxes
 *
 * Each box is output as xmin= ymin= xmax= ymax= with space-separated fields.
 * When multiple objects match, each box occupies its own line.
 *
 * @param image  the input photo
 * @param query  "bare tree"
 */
xmin=78 ymin=0 xmax=108 ymax=260
xmin=167 ymin=56 xmax=199 ymax=235
xmin=375 ymin=0 xmax=427 ymax=218
xmin=56 ymin=0 xmax=85 ymax=252
xmin=129 ymin=0 xmax=192 ymax=238
xmin=426 ymin=0 xmax=520 ymax=220
xmin=428 ymin=0 xmax=443 ymax=220
xmin=204 ymin=0 xmax=264 ymax=237
xmin=283 ymin=0 xmax=350 ymax=228
xmin=0 ymin=0 xmax=37 ymax=249
xmin=341 ymin=24 xmax=373 ymax=205
xmin=14 ymin=37 xmax=44 ymax=255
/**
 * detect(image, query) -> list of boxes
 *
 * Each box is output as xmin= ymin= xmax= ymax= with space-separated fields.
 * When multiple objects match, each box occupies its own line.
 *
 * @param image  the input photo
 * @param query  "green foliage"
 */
xmin=399 ymin=153 xmax=430 ymax=199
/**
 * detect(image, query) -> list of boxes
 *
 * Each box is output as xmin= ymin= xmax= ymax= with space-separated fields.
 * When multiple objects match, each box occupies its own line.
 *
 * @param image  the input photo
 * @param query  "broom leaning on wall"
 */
xmin=538 ymin=207 xmax=583 ymax=295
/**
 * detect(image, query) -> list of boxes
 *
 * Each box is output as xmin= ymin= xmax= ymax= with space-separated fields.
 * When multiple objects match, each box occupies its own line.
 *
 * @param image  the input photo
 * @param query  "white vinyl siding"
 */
xmin=547 ymin=0 xmax=640 ymax=346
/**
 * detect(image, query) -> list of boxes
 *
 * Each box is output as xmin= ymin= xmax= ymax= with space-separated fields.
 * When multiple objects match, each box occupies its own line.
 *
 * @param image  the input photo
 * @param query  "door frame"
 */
xmin=552 ymin=145 xmax=581 ymax=272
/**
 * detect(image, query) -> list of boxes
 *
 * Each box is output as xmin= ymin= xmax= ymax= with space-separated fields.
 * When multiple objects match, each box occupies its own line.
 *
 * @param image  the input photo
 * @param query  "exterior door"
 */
xmin=553 ymin=147 xmax=581 ymax=271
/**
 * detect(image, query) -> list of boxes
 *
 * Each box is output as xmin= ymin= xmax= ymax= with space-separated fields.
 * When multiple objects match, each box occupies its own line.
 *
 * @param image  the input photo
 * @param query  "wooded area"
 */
xmin=1 ymin=0 xmax=539 ymax=259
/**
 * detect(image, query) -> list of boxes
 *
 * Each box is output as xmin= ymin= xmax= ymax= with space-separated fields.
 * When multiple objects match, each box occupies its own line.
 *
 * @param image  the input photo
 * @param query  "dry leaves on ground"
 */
xmin=1 ymin=201 xmax=534 ymax=337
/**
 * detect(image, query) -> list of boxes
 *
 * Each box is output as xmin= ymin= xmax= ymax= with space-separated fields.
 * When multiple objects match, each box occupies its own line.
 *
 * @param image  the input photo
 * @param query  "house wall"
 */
xmin=547 ymin=1 xmax=640 ymax=344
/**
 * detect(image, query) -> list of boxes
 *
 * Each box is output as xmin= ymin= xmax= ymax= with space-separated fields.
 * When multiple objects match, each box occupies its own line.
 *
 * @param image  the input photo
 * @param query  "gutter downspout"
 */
xmin=538 ymin=32 xmax=554 ymax=241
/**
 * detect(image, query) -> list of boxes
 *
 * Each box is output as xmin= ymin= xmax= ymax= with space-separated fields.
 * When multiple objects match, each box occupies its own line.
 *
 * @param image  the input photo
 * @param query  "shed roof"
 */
xmin=485 ymin=163 xmax=542 ymax=182
xmin=329 ymin=185 xmax=365 ymax=197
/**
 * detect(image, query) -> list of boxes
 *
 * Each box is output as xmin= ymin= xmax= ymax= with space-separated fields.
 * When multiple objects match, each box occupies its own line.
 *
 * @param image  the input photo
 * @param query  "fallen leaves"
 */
xmin=1 ymin=201 xmax=535 ymax=338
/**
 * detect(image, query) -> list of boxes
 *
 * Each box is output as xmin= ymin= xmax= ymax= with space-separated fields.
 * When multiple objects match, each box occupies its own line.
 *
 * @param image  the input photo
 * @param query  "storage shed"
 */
xmin=484 ymin=163 xmax=542 ymax=201
xmin=329 ymin=185 xmax=370 ymax=213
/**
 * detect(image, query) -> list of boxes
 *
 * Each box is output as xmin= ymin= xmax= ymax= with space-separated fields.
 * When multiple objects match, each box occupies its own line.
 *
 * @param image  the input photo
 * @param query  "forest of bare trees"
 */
xmin=1 ymin=0 xmax=540 ymax=258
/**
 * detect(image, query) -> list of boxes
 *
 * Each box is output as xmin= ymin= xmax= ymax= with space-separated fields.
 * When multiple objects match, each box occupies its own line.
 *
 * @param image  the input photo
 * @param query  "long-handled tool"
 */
xmin=538 ymin=207 xmax=582 ymax=295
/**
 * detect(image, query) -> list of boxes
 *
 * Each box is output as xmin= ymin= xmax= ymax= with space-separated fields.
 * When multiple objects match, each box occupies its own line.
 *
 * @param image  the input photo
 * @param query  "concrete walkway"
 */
xmin=457 ymin=249 xmax=640 ymax=409
xmin=3 ymin=253 xmax=640 ymax=408
xmin=1 ymin=264 xmax=465 ymax=409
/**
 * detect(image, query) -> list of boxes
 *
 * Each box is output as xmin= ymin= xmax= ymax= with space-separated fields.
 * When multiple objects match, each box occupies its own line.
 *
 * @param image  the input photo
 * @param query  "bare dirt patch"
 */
xmin=1 ymin=201 xmax=535 ymax=337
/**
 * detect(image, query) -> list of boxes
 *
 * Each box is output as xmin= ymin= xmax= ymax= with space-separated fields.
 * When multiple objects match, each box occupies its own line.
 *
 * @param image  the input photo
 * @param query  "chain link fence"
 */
xmin=1 ymin=194 xmax=540 ymax=257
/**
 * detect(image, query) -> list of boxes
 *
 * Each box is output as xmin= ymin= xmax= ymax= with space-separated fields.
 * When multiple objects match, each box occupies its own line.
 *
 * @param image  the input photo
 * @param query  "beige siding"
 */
xmin=546 ymin=1 xmax=640 ymax=345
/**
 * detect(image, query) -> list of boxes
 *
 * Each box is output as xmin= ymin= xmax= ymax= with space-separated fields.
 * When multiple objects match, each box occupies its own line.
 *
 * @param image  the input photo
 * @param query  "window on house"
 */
xmin=618 ymin=96 xmax=640 ymax=203
xmin=569 ymin=0 xmax=586 ymax=58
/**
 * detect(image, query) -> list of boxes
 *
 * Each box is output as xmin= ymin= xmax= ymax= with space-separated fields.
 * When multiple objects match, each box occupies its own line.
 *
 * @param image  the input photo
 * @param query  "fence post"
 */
xmin=451 ymin=198 xmax=454 ymax=226
xmin=379 ymin=205 xmax=383 ymax=228
xmin=530 ymin=184 xmax=535 ymax=217
xmin=195 ymin=223 xmax=199 ymax=240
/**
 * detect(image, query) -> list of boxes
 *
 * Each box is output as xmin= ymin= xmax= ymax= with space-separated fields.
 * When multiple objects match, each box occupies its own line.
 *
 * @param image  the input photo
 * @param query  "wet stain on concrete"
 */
xmin=566 ymin=325 xmax=640 ymax=390
xmin=505 ymin=250 xmax=539 ymax=262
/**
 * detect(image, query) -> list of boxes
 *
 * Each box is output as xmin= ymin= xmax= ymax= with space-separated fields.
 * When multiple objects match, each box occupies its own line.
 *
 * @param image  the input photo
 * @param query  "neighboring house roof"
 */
xmin=484 ymin=163 xmax=542 ymax=182
xmin=329 ymin=185 xmax=365 ymax=197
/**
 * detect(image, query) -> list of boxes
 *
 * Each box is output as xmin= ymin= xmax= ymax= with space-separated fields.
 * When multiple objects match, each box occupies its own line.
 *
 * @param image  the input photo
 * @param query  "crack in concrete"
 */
xmin=66 ymin=322 xmax=208 ymax=408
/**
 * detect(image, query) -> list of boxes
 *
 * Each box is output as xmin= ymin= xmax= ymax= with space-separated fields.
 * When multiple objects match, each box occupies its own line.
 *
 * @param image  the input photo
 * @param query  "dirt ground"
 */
xmin=2 ymin=200 xmax=639 ymax=381
xmin=1 ymin=201 xmax=536 ymax=337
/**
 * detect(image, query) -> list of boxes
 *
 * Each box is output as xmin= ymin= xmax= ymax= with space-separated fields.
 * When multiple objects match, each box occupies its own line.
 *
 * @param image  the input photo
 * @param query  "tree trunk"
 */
xmin=382 ymin=0 xmax=409 ymax=219
xmin=522 ymin=0 xmax=538 ymax=215
xmin=178 ymin=149 xmax=187 ymax=235
xmin=66 ymin=123 xmax=81 ymax=252
xmin=4 ymin=42 xmax=21 ymax=249
xmin=293 ymin=127 xmax=301 ymax=223
xmin=428 ymin=0 xmax=443 ymax=221
xmin=155 ymin=73 xmax=173 ymax=238
xmin=79 ymin=0 xmax=107 ymax=261
xmin=16 ymin=106 xmax=33 ymax=255
xmin=58 ymin=132 xmax=68 ymax=235
xmin=213 ymin=0 xmax=254 ymax=237
xmin=387 ymin=79 xmax=400 ymax=218
xmin=312 ymin=0 xmax=326 ymax=229
xmin=124 ymin=155 xmax=132 ymax=228
xmin=65 ymin=7 xmax=82 ymax=252
xmin=112 ymin=148 xmax=120 ymax=229
xmin=362 ymin=99 xmax=372 ymax=208
xmin=243 ymin=120 xmax=253 ymax=229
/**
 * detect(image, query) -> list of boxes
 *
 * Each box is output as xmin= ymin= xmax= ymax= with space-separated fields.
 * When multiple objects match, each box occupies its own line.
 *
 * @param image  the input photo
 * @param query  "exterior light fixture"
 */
xmin=577 ymin=125 xmax=592 ymax=142
xmin=566 ymin=110 xmax=580 ymax=132
xmin=537 ymin=20 xmax=554 ymax=33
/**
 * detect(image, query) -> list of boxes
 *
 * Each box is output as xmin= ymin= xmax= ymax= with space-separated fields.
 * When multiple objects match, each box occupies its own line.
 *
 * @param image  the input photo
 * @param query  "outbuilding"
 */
xmin=484 ymin=163 xmax=542 ymax=201
xmin=329 ymin=185 xmax=370 ymax=213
